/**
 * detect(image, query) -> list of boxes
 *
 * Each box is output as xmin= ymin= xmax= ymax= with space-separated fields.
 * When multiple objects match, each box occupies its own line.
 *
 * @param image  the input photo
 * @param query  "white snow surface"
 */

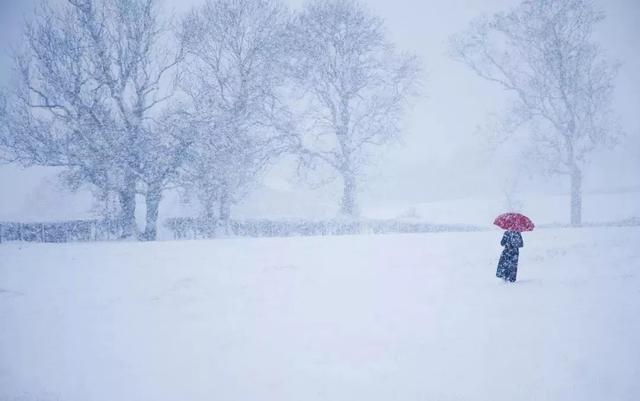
xmin=1 ymin=227 xmax=639 ymax=401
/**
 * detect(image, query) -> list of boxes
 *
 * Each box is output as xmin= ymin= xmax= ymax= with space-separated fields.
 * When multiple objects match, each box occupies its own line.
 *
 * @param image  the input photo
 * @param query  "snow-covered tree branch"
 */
xmin=451 ymin=0 xmax=620 ymax=225
xmin=0 ymin=0 xmax=184 ymax=239
xmin=178 ymin=0 xmax=291 ymax=233
xmin=286 ymin=0 xmax=421 ymax=218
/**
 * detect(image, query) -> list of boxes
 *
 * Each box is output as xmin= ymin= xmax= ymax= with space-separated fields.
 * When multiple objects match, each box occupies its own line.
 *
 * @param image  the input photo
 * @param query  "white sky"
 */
xmin=0 ymin=0 xmax=639 ymax=219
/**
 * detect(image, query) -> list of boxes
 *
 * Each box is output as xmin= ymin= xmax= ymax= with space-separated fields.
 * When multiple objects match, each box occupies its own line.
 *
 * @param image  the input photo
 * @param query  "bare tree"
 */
xmin=179 ymin=0 xmax=291 ymax=232
xmin=137 ymin=108 xmax=193 ymax=240
xmin=451 ymin=0 xmax=620 ymax=226
xmin=0 ymin=0 xmax=183 ymax=239
xmin=286 ymin=0 xmax=420 ymax=219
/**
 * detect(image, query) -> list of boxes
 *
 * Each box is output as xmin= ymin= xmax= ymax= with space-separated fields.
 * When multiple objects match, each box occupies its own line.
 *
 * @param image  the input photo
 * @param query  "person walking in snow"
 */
xmin=493 ymin=213 xmax=533 ymax=283
xmin=496 ymin=230 xmax=523 ymax=282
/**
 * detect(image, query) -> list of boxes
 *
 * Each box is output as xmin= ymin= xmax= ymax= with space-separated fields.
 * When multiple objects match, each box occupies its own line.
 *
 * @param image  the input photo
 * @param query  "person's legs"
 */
xmin=497 ymin=251 xmax=509 ymax=279
xmin=508 ymin=264 xmax=518 ymax=282
xmin=496 ymin=261 xmax=505 ymax=279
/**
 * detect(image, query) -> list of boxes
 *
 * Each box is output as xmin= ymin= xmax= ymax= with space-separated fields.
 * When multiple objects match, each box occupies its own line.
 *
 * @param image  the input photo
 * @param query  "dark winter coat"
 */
xmin=496 ymin=231 xmax=524 ymax=282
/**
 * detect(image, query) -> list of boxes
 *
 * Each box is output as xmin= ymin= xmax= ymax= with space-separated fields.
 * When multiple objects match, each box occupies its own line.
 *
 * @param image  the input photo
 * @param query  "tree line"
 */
xmin=0 ymin=0 xmax=421 ymax=240
xmin=0 ymin=0 xmax=620 ymax=240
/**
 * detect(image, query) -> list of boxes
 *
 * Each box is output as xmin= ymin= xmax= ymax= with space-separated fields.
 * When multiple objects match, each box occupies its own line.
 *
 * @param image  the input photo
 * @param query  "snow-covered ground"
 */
xmin=1 ymin=227 xmax=639 ymax=401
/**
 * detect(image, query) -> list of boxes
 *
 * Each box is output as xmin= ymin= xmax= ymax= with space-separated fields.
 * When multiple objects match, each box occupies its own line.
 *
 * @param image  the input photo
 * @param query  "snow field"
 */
xmin=1 ymin=227 xmax=639 ymax=401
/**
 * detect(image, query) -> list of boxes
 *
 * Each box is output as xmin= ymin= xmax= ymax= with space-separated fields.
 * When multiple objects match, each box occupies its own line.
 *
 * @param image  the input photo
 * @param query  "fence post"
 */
xmin=41 ymin=223 xmax=45 ymax=242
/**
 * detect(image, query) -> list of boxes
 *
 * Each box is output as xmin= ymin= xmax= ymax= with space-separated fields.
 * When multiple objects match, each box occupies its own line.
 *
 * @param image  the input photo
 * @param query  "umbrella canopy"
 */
xmin=494 ymin=213 xmax=534 ymax=232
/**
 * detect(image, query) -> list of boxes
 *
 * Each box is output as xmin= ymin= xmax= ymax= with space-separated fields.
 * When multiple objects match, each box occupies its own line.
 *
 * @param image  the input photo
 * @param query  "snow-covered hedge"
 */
xmin=0 ymin=219 xmax=126 ymax=243
xmin=163 ymin=217 xmax=484 ymax=240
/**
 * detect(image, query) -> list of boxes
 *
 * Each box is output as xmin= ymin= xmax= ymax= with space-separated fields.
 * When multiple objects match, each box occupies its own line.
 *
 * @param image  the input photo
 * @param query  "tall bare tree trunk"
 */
xmin=202 ymin=195 xmax=217 ymax=238
xmin=340 ymin=171 xmax=359 ymax=219
xmin=570 ymin=166 xmax=582 ymax=226
xmin=219 ymin=183 xmax=231 ymax=235
xmin=142 ymin=184 xmax=162 ymax=241
xmin=119 ymin=172 xmax=137 ymax=238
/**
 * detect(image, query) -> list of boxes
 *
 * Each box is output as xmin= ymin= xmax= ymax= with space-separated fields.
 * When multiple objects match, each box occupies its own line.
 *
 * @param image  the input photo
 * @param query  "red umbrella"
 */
xmin=494 ymin=213 xmax=534 ymax=232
